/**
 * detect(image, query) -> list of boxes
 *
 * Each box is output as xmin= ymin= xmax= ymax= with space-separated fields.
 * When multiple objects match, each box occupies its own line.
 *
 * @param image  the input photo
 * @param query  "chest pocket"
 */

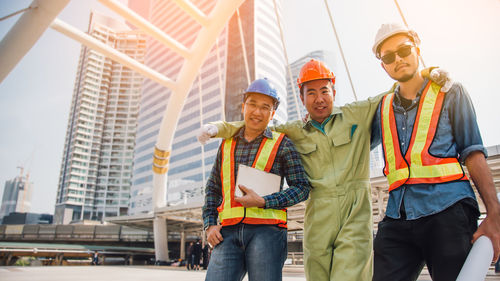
xmin=330 ymin=128 xmax=354 ymax=177
xmin=294 ymin=142 xmax=319 ymax=180
xmin=331 ymin=129 xmax=352 ymax=147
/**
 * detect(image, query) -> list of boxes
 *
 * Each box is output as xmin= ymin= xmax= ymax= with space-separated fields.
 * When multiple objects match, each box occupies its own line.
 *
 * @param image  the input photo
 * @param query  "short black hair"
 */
xmin=299 ymin=80 xmax=335 ymax=97
xmin=243 ymin=92 xmax=279 ymax=109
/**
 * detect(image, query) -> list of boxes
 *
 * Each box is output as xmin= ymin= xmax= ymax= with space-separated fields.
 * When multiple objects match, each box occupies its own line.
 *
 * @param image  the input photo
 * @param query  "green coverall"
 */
xmin=212 ymin=93 xmax=384 ymax=281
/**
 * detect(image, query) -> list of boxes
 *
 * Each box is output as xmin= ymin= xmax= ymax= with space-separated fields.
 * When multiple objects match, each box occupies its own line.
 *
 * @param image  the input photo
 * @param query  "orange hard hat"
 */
xmin=297 ymin=59 xmax=335 ymax=89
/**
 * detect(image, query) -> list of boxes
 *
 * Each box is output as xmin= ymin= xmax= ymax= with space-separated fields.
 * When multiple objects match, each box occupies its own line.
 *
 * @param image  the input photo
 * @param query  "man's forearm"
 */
xmin=202 ymin=191 xmax=220 ymax=228
xmin=211 ymin=121 xmax=244 ymax=138
xmin=263 ymin=183 xmax=310 ymax=209
xmin=203 ymin=180 xmax=223 ymax=228
xmin=465 ymin=151 xmax=500 ymax=214
xmin=211 ymin=120 xmax=303 ymax=140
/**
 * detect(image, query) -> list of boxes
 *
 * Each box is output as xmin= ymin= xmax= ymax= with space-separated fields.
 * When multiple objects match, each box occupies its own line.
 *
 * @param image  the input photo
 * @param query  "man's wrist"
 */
xmin=203 ymin=216 xmax=218 ymax=231
xmin=258 ymin=196 xmax=266 ymax=208
xmin=262 ymin=195 xmax=272 ymax=209
xmin=204 ymin=223 xmax=216 ymax=232
xmin=486 ymin=203 xmax=500 ymax=217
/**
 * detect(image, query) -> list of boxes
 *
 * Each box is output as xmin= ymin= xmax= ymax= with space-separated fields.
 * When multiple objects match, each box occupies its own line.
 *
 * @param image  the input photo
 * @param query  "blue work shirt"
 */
xmin=371 ymin=78 xmax=486 ymax=220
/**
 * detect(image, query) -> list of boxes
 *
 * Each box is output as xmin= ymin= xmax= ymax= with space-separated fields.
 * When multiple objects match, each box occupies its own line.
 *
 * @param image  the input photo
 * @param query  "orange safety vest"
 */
xmin=381 ymin=81 xmax=468 ymax=192
xmin=218 ymin=131 xmax=287 ymax=228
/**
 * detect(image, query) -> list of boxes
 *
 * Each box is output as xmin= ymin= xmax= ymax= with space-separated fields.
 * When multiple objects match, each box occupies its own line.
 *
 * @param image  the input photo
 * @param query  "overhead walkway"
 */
xmin=0 ymin=242 xmax=154 ymax=266
xmin=106 ymin=201 xmax=204 ymax=233
xmin=0 ymin=224 xmax=153 ymax=245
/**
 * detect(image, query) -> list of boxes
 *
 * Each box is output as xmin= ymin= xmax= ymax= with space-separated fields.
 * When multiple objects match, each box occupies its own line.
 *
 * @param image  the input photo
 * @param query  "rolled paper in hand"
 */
xmin=456 ymin=236 xmax=494 ymax=281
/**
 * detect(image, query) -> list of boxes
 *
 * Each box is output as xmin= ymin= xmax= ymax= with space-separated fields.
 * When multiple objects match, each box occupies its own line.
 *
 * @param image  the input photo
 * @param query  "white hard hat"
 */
xmin=372 ymin=23 xmax=420 ymax=57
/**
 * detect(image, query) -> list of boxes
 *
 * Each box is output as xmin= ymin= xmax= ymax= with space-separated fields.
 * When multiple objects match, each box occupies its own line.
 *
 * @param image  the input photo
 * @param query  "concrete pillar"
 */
xmin=180 ymin=226 xmax=186 ymax=260
xmin=376 ymin=186 xmax=385 ymax=220
xmin=153 ymin=216 xmax=169 ymax=263
xmin=5 ymin=253 xmax=13 ymax=266
xmin=55 ymin=253 xmax=64 ymax=265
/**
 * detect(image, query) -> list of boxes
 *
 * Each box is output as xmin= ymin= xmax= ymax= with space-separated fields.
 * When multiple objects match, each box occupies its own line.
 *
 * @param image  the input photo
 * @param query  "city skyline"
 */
xmin=0 ymin=167 xmax=33 ymax=222
xmin=1 ymin=0 xmax=499 ymax=214
xmin=54 ymin=12 xmax=146 ymax=223
xmin=130 ymin=0 xmax=289 ymax=215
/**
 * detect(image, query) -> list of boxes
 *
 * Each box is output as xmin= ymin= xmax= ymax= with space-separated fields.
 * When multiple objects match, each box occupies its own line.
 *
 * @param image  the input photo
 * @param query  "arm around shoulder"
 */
xmin=271 ymin=120 xmax=305 ymax=142
xmin=210 ymin=120 xmax=245 ymax=138
xmin=342 ymin=85 xmax=394 ymax=128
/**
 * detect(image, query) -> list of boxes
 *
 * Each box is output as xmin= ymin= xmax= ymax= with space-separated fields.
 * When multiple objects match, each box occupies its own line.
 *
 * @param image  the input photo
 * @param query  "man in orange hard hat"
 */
xmin=198 ymin=59 xmax=449 ymax=280
xmin=370 ymin=23 xmax=500 ymax=281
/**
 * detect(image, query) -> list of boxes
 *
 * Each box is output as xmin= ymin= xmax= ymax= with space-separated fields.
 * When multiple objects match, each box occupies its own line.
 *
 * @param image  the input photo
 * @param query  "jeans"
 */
xmin=373 ymin=199 xmax=479 ymax=281
xmin=205 ymin=224 xmax=287 ymax=281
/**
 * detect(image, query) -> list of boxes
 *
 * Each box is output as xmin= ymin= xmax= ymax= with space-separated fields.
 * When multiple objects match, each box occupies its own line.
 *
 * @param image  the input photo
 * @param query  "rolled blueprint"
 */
xmin=456 ymin=235 xmax=494 ymax=281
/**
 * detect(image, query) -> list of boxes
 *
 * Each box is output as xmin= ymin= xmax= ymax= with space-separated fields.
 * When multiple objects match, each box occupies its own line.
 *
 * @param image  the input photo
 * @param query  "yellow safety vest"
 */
xmin=218 ymin=131 xmax=287 ymax=227
xmin=381 ymin=81 xmax=467 ymax=191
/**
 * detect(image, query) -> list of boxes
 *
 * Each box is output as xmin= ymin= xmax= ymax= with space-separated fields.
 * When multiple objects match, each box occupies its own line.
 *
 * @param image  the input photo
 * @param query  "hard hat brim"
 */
xmin=373 ymin=30 xmax=413 ymax=56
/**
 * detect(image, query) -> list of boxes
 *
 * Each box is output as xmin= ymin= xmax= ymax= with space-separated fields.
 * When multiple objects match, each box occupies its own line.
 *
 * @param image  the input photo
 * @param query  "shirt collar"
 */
xmin=303 ymin=107 xmax=342 ymax=129
xmin=393 ymin=77 xmax=430 ymax=106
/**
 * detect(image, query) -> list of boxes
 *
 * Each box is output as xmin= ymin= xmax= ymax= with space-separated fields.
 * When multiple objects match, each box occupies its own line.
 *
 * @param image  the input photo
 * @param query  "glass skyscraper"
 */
xmin=130 ymin=0 xmax=286 ymax=214
xmin=285 ymin=50 xmax=336 ymax=121
xmin=55 ymin=13 xmax=146 ymax=224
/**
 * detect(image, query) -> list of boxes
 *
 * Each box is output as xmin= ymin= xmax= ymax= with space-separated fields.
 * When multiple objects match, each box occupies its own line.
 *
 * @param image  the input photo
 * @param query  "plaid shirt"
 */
xmin=202 ymin=127 xmax=311 ymax=229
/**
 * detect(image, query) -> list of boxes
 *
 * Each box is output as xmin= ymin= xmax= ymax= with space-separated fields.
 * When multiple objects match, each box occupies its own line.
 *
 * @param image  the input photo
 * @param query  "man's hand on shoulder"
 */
xmin=197 ymin=124 xmax=218 ymax=145
xmin=421 ymin=67 xmax=453 ymax=93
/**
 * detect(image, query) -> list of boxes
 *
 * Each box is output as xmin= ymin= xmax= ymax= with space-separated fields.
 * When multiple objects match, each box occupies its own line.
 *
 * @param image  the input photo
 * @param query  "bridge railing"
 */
xmin=0 ymin=224 xmax=154 ymax=242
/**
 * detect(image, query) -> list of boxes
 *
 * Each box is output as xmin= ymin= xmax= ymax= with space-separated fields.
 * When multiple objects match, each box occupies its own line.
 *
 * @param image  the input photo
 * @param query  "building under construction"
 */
xmin=0 ymin=168 xmax=33 ymax=224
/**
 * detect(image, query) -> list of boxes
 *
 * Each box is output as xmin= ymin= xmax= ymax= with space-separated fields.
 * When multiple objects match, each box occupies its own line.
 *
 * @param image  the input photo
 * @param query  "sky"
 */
xmin=1 ymin=0 xmax=499 ymax=214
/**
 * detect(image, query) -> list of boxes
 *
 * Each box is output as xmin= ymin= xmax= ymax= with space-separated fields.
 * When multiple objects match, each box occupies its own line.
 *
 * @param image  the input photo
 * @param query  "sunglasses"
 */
xmin=380 ymin=44 xmax=414 ymax=64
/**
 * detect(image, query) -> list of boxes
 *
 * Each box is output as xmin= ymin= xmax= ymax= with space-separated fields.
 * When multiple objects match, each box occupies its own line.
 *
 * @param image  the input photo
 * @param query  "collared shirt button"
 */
xmin=402 ymin=127 xmax=406 ymax=130
xmin=401 ymin=142 xmax=405 ymax=146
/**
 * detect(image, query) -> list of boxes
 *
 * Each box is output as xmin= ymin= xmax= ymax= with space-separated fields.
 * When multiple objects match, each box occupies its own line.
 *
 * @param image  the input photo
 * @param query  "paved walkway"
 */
xmin=0 ymin=266 xmax=306 ymax=281
xmin=1 ymin=265 xmax=499 ymax=281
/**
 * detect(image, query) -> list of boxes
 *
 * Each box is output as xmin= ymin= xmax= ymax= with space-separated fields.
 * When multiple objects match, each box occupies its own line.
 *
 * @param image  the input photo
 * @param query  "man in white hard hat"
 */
xmin=370 ymin=23 xmax=500 ymax=281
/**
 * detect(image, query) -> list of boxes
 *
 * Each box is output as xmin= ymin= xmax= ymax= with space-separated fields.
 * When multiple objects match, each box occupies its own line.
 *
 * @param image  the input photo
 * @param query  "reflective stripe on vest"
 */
xmin=218 ymin=131 xmax=287 ymax=227
xmin=381 ymin=81 xmax=467 ymax=192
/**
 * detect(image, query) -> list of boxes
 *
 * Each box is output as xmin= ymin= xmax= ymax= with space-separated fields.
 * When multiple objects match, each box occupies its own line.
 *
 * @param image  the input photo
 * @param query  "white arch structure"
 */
xmin=0 ymin=0 xmax=244 ymax=262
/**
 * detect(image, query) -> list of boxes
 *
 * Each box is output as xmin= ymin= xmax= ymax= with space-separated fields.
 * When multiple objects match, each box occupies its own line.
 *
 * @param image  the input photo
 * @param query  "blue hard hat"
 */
xmin=244 ymin=78 xmax=280 ymax=109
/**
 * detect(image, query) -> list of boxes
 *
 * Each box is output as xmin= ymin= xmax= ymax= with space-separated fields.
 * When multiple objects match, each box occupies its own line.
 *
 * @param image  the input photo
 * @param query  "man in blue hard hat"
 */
xmin=202 ymin=78 xmax=311 ymax=281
